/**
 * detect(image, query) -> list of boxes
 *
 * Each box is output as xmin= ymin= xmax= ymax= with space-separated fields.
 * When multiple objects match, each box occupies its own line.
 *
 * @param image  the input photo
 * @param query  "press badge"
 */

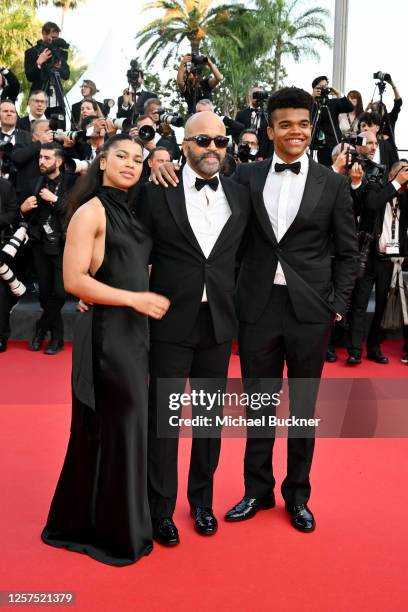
xmin=43 ymin=222 xmax=53 ymax=235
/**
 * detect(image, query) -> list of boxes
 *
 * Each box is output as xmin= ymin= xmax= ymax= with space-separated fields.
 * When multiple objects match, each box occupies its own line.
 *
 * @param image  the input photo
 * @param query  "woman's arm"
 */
xmin=63 ymin=200 xmax=169 ymax=318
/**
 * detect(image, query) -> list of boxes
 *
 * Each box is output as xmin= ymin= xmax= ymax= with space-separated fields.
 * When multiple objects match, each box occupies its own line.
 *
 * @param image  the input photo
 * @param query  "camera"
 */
xmin=52 ymin=128 xmax=89 ymax=145
xmin=237 ymin=143 xmax=257 ymax=163
xmin=101 ymin=98 xmax=115 ymax=118
xmin=138 ymin=124 xmax=156 ymax=142
xmin=127 ymin=59 xmax=141 ymax=88
xmin=316 ymin=86 xmax=331 ymax=100
xmin=37 ymin=38 xmax=70 ymax=69
xmin=65 ymin=158 xmax=92 ymax=174
xmin=191 ymin=54 xmax=208 ymax=66
xmin=157 ymin=110 xmax=183 ymax=128
xmin=0 ymin=140 xmax=17 ymax=176
xmin=357 ymin=231 xmax=374 ymax=278
xmin=373 ymin=71 xmax=391 ymax=83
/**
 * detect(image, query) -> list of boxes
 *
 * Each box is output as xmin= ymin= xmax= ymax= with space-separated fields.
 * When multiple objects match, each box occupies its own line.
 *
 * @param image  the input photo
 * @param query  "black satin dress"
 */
xmin=41 ymin=186 xmax=153 ymax=566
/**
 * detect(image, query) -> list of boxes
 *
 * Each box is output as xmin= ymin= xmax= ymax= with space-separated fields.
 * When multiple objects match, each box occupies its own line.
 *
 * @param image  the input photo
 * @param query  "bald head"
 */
xmin=184 ymin=111 xmax=226 ymax=138
xmin=183 ymin=111 xmax=227 ymax=179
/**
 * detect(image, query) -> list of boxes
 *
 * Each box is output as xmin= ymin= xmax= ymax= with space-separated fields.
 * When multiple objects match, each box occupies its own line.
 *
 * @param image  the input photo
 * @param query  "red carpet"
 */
xmin=1 ymin=341 xmax=408 ymax=611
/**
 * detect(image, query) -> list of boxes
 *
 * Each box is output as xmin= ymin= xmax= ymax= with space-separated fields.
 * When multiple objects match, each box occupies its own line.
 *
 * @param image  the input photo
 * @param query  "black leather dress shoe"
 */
xmin=30 ymin=329 xmax=46 ymax=351
xmin=285 ymin=503 xmax=315 ymax=532
xmin=367 ymin=350 xmax=388 ymax=364
xmin=0 ymin=338 xmax=7 ymax=353
xmin=224 ymin=495 xmax=275 ymax=522
xmin=44 ymin=339 xmax=64 ymax=355
xmin=326 ymin=349 xmax=337 ymax=363
xmin=190 ymin=506 xmax=218 ymax=535
xmin=347 ymin=355 xmax=362 ymax=365
xmin=152 ymin=517 xmax=179 ymax=546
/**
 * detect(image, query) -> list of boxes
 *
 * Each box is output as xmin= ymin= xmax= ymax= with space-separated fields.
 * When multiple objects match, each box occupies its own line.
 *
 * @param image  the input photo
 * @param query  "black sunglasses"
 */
xmin=184 ymin=134 xmax=229 ymax=149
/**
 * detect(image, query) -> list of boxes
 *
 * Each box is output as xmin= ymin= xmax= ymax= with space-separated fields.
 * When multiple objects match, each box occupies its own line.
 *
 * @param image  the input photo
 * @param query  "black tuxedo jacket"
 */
xmin=16 ymin=116 xmax=33 ymax=132
xmin=234 ymin=157 xmax=359 ymax=324
xmin=0 ymin=178 xmax=18 ymax=232
xmin=378 ymin=139 xmax=399 ymax=175
xmin=136 ymin=175 xmax=251 ymax=343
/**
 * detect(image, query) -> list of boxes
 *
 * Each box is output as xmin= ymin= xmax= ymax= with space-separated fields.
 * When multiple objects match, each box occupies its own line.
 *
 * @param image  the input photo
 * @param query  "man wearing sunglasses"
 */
xmin=152 ymin=88 xmax=359 ymax=533
xmin=136 ymin=111 xmax=250 ymax=546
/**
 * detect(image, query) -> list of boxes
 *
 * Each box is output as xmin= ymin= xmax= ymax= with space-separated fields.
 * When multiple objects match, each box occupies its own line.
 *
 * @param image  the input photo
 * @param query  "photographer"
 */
xmin=12 ymin=120 xmax=54 ymax=203
xmin=358 ymin=111 xmax=399 ymax=174
xmin=130 ymin=115 xmax=175 ymax=175
xmin=0 ymin=67 xmax=20 ymax=104
xmin=347 ymin=160 xmax=408 ymax=365
xmin=24 ymin=22 xmax=70 ymax=121
xmin=331 ymin=142 xmax=365 ymax=221
xmin=177 ymin=54 xmax=222 ymax=115
xmin=196 ymin=99 xmax=245 ymax=142
xmin=71 ymin=80 xmax=103 ymax=129
xmin=311 ymin=75 xmax=354 ymax=166
xmin=147 ymin=146 xmax=171 ymax=182
xmin=0 ymin=177 xmax=19 ymax=352
xmin=236 ymin=128 xmax=260 ymax=164
xmin=20 ymin=143 xmax=70 ymax=355
xmin=117 ymin=61 xmax=157 ymax=121
xmin=143 ymin=98 xmax=181 ymax=160
xmin=366 ymin=73 xmax=402 ymax=143
xmin=235 ymin=86 xmax=273 ymax=159
xmin=17 ymin=90 xmax=48 ymax=132
xmin=0 ymin=101 xmax=31 ymax=182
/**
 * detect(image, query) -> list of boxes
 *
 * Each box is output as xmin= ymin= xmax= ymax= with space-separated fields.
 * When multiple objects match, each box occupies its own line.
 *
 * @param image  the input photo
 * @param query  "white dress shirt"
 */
xmin=0 ymin=128 xmax=16 ymax=145
xmin=29 ymin=113 xmax=47 ymax=123
xmin=263 ymin=151 xmax=309 ymax=284
xmin=379 ymin=196 xmax=400 ymax=253
xmin=183 ymin=162 xmax=231 ymax=301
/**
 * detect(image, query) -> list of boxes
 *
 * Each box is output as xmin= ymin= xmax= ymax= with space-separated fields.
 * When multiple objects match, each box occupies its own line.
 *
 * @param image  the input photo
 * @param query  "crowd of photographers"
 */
xmin=0 ymin=19 xmax=407 ymax=363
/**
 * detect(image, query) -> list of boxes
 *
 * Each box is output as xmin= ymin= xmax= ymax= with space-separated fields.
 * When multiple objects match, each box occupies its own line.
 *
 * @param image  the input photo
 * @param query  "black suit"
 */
xmin=16 ymin=116 xmax=33 ymax=133
xmin=0 ymin=70 xmax=20 ymax=103
xmin=136 ymin=174 xmax=250 ymax=518
xmin=235 ymin=107 xmax=273 ymax=159
xmin=378 ymin=139 xmax=399 ymax=175
xmin=0 ymin=178 xmax=19 ymax=340
xmin=348 ymin=182 xmax=408 ymax=356
xmin=24 ymin=43 xmax=70 ymax=95
xmin=233 ymin=157 xmax=359 ymax=504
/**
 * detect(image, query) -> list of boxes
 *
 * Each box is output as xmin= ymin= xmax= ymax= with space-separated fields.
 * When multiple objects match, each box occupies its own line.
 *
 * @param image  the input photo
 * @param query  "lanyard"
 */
xmin=390 ymin=199 xmax=399 ymax=241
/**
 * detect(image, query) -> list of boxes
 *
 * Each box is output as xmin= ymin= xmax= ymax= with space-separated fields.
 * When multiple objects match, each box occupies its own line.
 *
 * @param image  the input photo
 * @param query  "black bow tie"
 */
xmin=274 ymin=161 xmax=301 ymax=175
xmin=0 ymin=132 xmax=14 ymax=141
xmin=195 ymin=176 xmax=219 ymax=192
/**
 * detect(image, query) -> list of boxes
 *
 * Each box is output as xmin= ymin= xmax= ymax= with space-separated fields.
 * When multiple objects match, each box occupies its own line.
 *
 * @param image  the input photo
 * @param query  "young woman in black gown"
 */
xmin=41 ymin=135 xmax=170 ymax=566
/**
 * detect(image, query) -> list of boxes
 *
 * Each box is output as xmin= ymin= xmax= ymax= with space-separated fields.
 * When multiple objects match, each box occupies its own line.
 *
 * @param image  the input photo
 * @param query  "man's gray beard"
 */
xmin=188 ymin=148 xmax=222 ymax=178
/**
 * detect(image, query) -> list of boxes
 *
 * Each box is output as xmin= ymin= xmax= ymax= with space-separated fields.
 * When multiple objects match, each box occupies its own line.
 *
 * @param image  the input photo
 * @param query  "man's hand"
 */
xmin=37 ymin=49 xmax=52 ymax=66
xmin=63 ymin=136 xmax=75 ymax=148
xmin=350 ymin=163 xmax=364 ymax=186
xmin=38 ymin=129 xmax=54 ymax=145
xmin=105 ymin=119 xmax=117 ymax=137
xmin=77 ymin=299 xmax=92 ymax=313
xmin=20 ymin=196 xmax=37 ymax=213
xmin=329 ymin=86 xmax=341 ymax=97
xmin=129 ymin=126 xmax=138 ymax=139
xmin=39 ymin=188 xmax=58 ymax=204
xmin=395 ymin=166 xmax=408 ymax=187
xmin=150 ymin=161 xmax=180 ymax=187
xmin=332 ymin=150 xmax=348 ymax=174
xmin=181 ymin=54 xmax=192 ymax=64
xmin=122 ymin=89 xmax=132 ymax=107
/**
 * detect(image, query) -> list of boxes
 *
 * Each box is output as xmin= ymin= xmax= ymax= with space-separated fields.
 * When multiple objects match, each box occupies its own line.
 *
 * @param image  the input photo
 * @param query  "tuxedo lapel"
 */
xmin=279 ymin=158 xmax=327 ymax=245
xmin=208 ymin=176 xmax=241 ymax=258
xmin=251 ymin=158 xmax=278 ymax=245
xmin=164 ymin=176 xmax=205 ymax=257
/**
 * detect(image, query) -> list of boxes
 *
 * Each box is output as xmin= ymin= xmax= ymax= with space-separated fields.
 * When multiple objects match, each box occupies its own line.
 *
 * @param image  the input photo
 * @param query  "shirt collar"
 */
xmin=1 ymin=128 xmax=15 ymax=136
xmin=183 ymin=161 xmax=220 ymax=189
xmin=29 ymin=113 xmax=47 ymax=122
xmin=272 ymin=151 xmax=309 ymax=175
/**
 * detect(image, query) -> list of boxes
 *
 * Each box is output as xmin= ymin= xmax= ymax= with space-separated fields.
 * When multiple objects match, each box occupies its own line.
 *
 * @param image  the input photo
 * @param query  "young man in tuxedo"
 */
xmin=136 ymin=111 xmax=250 ymax=546
xmin=223 ymin=87 xmax=359 ymax=532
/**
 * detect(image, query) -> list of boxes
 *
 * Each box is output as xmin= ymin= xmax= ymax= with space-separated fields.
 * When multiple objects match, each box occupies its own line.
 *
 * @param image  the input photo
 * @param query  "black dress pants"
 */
xmin=148 ymin=304 xmax=231 ymax=519
xmin=239 ymin=285 xmax=333 ymax=505
xmin=32 ymin=243 xmax=66 ymax=340
xmin=348 ymin=256 xmax=408 ymax=356
xmin=0 ymin=280 xmax=17 ymax=340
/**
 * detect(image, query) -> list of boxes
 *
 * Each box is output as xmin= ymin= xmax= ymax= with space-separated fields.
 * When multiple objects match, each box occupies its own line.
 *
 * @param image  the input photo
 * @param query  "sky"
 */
xmin=37 ymin=0 xmax=408 ymax=148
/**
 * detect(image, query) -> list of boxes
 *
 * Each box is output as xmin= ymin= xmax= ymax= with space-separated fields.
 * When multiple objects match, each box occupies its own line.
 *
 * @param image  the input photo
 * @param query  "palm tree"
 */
xmin=255 ymin=0 xmax=332 ymax=90
xmin=137 ymin=0 xmax=250 ymax=66
xmin=41 ymin=0 xmax=86 ymax=31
